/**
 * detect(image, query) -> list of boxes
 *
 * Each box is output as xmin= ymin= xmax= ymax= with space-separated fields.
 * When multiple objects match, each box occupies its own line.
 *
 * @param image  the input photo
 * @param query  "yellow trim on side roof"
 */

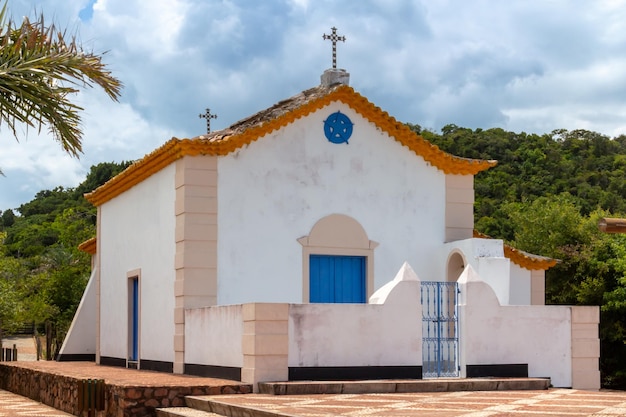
xmin=86 ymin=85 xmax=496 ymax=206
xmin=78 ymin=237 xmax=97 ymax=255
xmin=473 ymin=231 xmax=557 ymax=271
xmin=503 ymin=245 xmax=558 ymax=271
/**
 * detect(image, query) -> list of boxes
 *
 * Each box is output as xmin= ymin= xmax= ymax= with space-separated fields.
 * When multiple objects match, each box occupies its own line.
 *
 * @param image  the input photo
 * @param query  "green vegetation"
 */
xmin=415 ymin=124 xmax=626 ymax=389
xmin=0 ymin=161 xmax=131 ymax=357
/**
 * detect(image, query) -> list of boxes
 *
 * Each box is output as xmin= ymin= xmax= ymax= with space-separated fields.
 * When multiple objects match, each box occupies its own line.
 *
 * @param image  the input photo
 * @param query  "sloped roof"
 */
xmin=86 ymin=84 xmax=497 ymax=206
xmin=473 ymin=231 xmax=558 ymax=271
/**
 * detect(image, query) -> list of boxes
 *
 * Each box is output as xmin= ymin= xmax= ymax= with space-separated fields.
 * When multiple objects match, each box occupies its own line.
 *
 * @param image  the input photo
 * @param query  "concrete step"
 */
xmin=159 ymin=378 xmax=551 ymax=417
xmin=184 ymin=396 xmax=292 ymax=417
xmin=156 ymin=406 xmax=225 ymax=417
xmin=258 ymin=377 xmax=551 ymax=395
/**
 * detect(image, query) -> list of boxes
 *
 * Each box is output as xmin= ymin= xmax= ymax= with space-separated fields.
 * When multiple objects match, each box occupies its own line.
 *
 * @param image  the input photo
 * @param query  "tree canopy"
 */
xmin=0 ymin=161 xmax=131 ymax=356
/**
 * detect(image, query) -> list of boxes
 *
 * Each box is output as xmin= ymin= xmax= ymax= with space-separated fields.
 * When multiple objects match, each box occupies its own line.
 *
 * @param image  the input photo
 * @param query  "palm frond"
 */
xmin=0 ymin=2 xmax=123 ymax=157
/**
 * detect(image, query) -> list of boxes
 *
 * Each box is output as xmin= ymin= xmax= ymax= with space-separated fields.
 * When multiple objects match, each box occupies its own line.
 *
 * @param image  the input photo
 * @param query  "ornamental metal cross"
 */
xmin=199 ymin=108 xmax=217 ymax=133
xmin=323 ymin=27 xmax=346 ymax=69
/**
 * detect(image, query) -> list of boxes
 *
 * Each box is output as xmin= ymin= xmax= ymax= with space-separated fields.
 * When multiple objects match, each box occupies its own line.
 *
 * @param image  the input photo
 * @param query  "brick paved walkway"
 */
xmin=0 ymin=389 xmax=72 ymax=417
xmin=0 ymin=360 xmax=245 ymax=387
xmin=188 ymin=388 xmax=626 ymax=416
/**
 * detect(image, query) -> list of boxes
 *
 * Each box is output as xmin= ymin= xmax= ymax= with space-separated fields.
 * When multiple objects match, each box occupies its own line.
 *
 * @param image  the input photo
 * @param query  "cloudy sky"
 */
xmin=2 ymin=0 xmax=626 ymax=211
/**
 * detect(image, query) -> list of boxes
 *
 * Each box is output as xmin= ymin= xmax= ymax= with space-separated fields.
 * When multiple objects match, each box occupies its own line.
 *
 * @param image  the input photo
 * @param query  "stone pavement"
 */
xmin=2 ymin=384 xmax=626 ymax=416
xmin=178 ymin=389 xmax=626 ymax=416
xmin=0 ymin=389 xmax=72 ymax=417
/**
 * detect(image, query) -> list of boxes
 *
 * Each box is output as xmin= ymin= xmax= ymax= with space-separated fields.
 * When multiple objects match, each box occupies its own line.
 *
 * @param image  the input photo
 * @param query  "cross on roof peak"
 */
xmin=199 ymin=108 xmax=217 ymax=134
xmin=323 ymin=27 xmax=346 ymax=69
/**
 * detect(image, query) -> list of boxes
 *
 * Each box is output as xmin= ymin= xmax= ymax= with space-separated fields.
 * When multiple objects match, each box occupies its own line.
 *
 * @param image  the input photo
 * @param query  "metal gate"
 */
xmin=421 ymin=281 xmax=460 ymax=378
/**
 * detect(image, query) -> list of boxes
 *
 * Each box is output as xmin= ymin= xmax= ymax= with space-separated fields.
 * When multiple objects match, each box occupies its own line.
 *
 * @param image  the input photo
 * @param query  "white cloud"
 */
xmin=3 ymin=0 xmax=626 ymax=210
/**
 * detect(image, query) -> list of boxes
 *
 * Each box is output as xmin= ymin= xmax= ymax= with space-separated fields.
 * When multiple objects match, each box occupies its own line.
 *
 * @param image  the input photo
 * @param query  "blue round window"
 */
xmin=323 ymin=111 xmax=353 ymax=144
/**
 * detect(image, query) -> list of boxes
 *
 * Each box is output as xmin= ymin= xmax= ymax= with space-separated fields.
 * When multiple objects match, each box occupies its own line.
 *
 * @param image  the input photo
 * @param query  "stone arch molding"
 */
xmin=298 ymin=214 xmax=378 ymax=302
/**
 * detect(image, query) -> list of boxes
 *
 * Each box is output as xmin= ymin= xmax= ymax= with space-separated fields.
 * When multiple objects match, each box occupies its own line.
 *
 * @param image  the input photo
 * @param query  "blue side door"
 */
xmin=310 ymin=255 xmax=366 ymax=303
xmin=130 ymin=278 xmax=139 ymax=362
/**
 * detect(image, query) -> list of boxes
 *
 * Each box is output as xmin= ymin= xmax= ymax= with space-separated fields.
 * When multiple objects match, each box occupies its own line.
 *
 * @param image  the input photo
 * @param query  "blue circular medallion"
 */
xmin=323 ymin=111 xmax=353 ymax=144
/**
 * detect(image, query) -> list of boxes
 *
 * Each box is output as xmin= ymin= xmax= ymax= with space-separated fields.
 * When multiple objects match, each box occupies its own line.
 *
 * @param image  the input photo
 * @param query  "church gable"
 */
xmin=86 ymin=85 xmax=496 ymax=207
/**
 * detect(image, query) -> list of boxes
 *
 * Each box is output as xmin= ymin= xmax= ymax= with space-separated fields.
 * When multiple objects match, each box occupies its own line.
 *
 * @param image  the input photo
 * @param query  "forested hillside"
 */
xmin=414 ymin=124 xmax=626 ymax=389
xmin=1 ymin=127 xmax=626 ymax=388
xmin=0 ymin=161 xmax=132 ymax=357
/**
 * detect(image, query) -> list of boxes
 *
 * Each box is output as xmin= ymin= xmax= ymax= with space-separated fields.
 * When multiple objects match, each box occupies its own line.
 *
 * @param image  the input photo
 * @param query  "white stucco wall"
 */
xmin=217 ymin=103 xmax=446 ymax=304
xmin=58 ymin=267 xmax=98 ymax=357
xmin=288 ymin=303 xmax=421 ymax=367
xmin=184 ymin=305 xmax=243 ymax=367
xmin=477 ymin=257 xmax=511 ymax=305
xmin=459 ymin=266 xmax=572 ymax=387
xmin=99 ymin=164 xmax=176 ymax=363
xmin=289 ymin=263 xmax=422 ymax=367
xmin=509 ymin=263 xmax=531 ymax=305
xmin=442 ymin=238 xmax=514 ymax=305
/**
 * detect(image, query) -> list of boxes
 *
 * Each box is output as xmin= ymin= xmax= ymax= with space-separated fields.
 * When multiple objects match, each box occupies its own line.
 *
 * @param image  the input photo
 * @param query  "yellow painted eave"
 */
xmin=78 ymin=237 xmax=97 ymax=255
xmin=87 ymin=85 xmax=497 ymax=206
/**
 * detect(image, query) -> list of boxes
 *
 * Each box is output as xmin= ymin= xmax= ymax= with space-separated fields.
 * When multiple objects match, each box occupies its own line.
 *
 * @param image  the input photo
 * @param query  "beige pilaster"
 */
xmin=445 ymin=174 xmax=474 ymax=242
xmin=570 ymin=306 xmax=601 ymax=390
xmin=241 ymin=303 xmax=289 ymax=392
xmin=173 ymin=155 xmax=218 ymax=374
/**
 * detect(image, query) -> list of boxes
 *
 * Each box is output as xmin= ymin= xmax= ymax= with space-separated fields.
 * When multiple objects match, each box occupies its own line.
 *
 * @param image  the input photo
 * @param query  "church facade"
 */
xmin=60 ymin=69 xmax=600 ymax=391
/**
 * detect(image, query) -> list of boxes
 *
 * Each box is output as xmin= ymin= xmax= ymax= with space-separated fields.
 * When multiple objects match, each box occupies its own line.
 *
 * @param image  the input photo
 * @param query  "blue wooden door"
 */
xmin=310 ymin=255 xmax=366 ymax=303
xmin=129 ymin=278 xmax=139 ymax=362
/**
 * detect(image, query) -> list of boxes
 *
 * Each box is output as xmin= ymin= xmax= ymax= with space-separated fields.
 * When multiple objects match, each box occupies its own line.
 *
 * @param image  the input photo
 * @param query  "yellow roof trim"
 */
xmin=503 ymin=245 xmax=558 ymax=271
xmin=78 ymin=237 xmax=97 ymax=255
xmin=87 ymin=85 xmax=496 ymax=206
xmin=473 ymin=231 xmax=557 ymax=271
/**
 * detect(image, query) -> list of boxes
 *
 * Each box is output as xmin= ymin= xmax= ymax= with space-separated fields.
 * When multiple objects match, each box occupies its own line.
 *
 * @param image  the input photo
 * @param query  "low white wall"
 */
xmin=288 ymin=262 xmax=422 ymax=368
xmin=288 ymin=303 xmax=421 ymax=367
xmin=184 ymin=304 xmax=243 ymax=367
xmin=459 ymin=266 xmax=572 ymax=387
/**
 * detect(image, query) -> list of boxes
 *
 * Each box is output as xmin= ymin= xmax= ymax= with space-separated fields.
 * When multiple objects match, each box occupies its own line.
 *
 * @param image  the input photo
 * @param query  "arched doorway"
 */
xmin=298 ymin=214 xmax=378 ymax=303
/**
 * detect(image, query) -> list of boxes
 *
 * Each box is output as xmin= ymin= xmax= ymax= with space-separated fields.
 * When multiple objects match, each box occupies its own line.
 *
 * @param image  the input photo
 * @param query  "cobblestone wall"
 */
xmin=107 ymin=384 xmax=251 ymax=417
xmin=0 ymin=364 xmax=252 ymax=417
xmin=0 ymin=363 xmax=79 ymax=414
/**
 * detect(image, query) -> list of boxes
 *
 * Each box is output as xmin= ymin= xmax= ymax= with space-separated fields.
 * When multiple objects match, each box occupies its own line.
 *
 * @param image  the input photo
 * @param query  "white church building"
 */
xmin=59 ymin=68 xmax=600 ymax=391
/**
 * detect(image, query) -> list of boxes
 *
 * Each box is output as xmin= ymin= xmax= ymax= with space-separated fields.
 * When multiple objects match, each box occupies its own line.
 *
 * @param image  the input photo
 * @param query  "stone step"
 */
xmin=159 ymin=378 xmax=551 ymax=417
xmin=185 ymin=396 xmax=292 ymax=417
xmin=156 ymin=406 xmax=225 ymax=417
xmin=258 ymin=377 xmax=551 ymax=395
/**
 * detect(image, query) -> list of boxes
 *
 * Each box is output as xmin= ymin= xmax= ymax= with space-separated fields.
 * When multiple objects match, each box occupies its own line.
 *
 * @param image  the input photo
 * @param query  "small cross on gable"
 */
xmin=323 ymin=27 xmax=346 ymax=69
xmin=199 ymin=108 xmax=218 ymax=134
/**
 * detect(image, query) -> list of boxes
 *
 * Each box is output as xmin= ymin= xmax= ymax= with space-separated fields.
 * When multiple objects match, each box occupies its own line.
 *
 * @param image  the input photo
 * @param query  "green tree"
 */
xmin=0 ymin=2 xmax=122 ymax=156
xmin=0 ymin=161 xmax=128 ymax=356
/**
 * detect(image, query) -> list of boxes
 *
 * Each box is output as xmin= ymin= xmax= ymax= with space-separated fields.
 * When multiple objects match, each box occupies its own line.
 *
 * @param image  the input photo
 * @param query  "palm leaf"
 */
xmin=0 ymin=2 xmax=122 ymax=157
